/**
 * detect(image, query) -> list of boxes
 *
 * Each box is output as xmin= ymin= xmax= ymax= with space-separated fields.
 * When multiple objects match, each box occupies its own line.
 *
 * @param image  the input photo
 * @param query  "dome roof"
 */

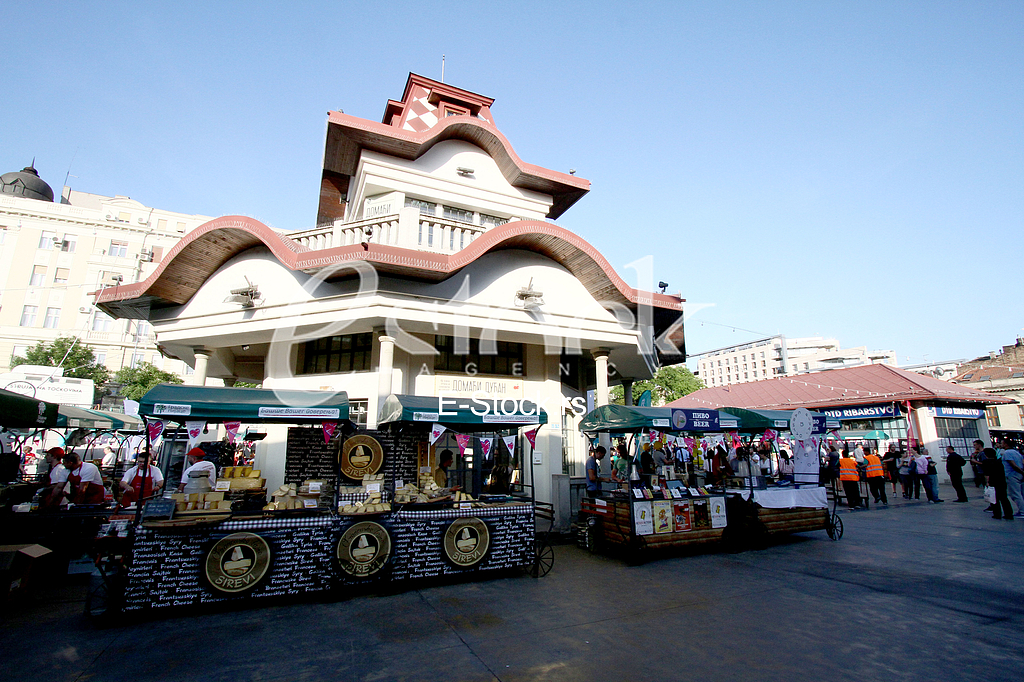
xmin=0 ymin=164 xmax=54 ymax=202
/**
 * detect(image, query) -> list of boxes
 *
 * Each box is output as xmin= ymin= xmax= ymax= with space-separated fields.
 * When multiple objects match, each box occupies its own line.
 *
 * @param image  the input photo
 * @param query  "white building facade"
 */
xmin=696 ymin=335 xmax=896 ymax=388
xmin=0 ymin=168 xmax=213 ymax=387
xmin=95 ymin=74 xmax=686 ymax=503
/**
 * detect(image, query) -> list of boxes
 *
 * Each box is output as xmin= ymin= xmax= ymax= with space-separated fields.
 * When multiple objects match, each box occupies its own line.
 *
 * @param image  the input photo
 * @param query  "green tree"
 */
xmin=113 ymin=362 xmax=184 ymax=401
xmin=610 ymin=365 xmax=704 ymax=406
xmin=12 ymin=336 xmax=110 ymax=402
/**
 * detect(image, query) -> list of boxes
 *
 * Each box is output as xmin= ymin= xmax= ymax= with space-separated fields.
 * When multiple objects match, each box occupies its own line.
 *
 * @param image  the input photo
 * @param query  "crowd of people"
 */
xmin=819 ymin=437 xmax=1024 ymax=519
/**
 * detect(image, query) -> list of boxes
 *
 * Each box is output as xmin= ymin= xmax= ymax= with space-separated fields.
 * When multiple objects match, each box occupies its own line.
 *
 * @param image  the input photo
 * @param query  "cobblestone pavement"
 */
xmin=2 ymin=485 xmax=1021 ymax=682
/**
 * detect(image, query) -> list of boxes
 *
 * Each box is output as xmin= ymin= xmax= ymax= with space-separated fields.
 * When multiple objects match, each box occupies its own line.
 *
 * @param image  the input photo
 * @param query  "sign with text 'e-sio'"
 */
xmin=670 ymin=409 xmax=719 ymax=432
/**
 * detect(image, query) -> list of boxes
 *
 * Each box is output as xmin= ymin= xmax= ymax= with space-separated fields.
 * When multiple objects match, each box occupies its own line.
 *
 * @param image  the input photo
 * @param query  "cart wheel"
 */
xmin=582 ymin=518 xmax=600 ymax=554
xmin=826 ymin=513 xmax=844 ymax=541
xmin=530 ymin=540 xmax=555 ymax=578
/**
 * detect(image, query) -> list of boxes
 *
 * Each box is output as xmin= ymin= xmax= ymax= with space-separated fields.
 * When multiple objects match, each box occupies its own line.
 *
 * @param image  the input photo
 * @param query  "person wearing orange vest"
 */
xmin=839 ymin=449 xmax=862 ymax=509
xmin=864 ymin=445 xmax=887 ymax=505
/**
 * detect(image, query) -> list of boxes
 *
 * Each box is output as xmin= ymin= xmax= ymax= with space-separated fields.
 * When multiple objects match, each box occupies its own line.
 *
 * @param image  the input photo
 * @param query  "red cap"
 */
xmin=46 ymin=446 xmax=65 ymax=457
xmin=187 ymin=447 xmax=206 ymax=459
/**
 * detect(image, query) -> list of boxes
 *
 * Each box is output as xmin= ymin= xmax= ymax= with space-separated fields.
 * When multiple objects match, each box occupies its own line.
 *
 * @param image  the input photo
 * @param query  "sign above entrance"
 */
xmin=821 ymin=403 xmax=900 ymax=421
xmin=434 ymin=376 xmax=524 ymax=399
xmin=926 ymin=406 xmax=984 ymax=420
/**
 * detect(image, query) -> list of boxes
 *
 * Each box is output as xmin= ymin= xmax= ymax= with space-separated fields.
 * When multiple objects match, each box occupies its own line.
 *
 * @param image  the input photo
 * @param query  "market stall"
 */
xmin=716 ymin=407 xmax=840 ymax=543
xmin=577 ymin=405 xmax=730 ymax=556
xmin=116 ymin=386 xmax=549 ymax=616
xmin=376 ymin=393 xmax=548 ymax=577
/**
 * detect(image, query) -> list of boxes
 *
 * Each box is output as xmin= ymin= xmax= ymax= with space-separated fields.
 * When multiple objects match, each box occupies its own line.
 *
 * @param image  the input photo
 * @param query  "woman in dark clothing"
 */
xmin=982 ymin=447 xmax=1014 ymax=520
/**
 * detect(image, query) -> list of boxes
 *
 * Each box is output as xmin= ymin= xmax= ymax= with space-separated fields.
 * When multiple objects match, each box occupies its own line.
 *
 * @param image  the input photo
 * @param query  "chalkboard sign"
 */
xmin=142 ymin=498 xmax=175 ymax=520
xmin=364 ymin=429 xmax=418 ymax=486
xmin=285 ymin=428 xmax=341 ymax=484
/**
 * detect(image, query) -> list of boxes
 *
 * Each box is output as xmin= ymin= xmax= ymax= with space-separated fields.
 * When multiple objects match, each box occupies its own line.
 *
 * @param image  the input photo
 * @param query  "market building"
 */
xmin=0 ymin=163 xmax=212 ymax=385
xmin=669 ymin=363 xmax=1012 ymax=483
xmin=94 ymin=73 xmax=686 ymax=504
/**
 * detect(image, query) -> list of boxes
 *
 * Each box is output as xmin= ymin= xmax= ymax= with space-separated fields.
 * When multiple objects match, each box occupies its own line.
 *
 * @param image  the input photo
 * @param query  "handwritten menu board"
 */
xmin=285 ymin=427 xmax=340 ymax=484
xmin=362 ymin=429 xmax=419 ymax=486
xmin=123 ymin=520 xmax=337 ymax=612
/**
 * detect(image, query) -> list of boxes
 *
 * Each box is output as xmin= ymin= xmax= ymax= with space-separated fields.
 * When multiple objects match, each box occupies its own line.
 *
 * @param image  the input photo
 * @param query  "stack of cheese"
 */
xmin=339 ymin=478 xmax=391 ymax=514
xmin=171 ymin=491 xmax=232 ymax=513
xmin=264 ymin=483 xmax=306 ymax=511
xmin=220 ymin=466 xmax=266 ymax=490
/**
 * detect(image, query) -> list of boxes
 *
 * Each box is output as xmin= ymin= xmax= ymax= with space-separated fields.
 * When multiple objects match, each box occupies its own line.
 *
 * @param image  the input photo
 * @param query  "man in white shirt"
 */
xmin=179 ymin=447 xmax=217 ymax=492
xmin=119 ymin=450 xmax=165 ymax=506
xmin=62 ymin=451 xmax=106 ymax=505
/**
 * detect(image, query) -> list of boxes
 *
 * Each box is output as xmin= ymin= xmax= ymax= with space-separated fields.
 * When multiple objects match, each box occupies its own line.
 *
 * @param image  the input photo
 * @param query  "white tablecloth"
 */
xmin=730 ymin=486 xmax=828 ymax=509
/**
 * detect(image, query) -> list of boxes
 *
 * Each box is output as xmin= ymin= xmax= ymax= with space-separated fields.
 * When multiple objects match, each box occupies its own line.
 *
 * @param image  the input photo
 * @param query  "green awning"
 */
xmin=579 ymin=405 xmax=723 ymax=433
xmin=138 ymin=384 xmax=349 ymax=423
xmin=57 ymin=405 xmax=114 ymax=429
xmin=718 ymin=407 xmax=829 ymax=435
xmin=0 ymin=387 xmax=59 ymax=429
xmin=86 ymin=408 xmax=143 ymax=431
xmin=378 ymin=394 xmax=546 ymax=431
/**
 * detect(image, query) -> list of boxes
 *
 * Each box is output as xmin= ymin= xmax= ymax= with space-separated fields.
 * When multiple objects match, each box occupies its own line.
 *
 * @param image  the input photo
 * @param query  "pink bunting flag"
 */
xmin=479 ymin=437 xmax=494 ymax=460
xmin=763 ymin=428 xmax=777 ymax=443
xmin=185 ymin=421 xmax=205 ymax=450
xmin=322 ymin=421 xmax=338 ymax=444
xmin=524 ymin=427 xmax=539 ymax=448
xmin=730 ymin=431 xmax=741 ymax=447
xmin=503 ymin=434 xmax=516 ymax=456
xmin=429 ymin=423 xmax=447 ymax=445
xmin=684 ymin=437 xmax=695 ymax=449
xmin=224 ymin=421 xmax=241 ymax=444
xmin=455 ymin=434 xmax=472 ymax=456
xmin=147 ymin=420 xmax=165 ymax=445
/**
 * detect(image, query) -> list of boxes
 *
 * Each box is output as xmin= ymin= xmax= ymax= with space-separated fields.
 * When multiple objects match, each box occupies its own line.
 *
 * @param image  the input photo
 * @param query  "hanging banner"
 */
xmin=224 ymin=421 xmax=241 ymax=444
xmin=429 ymin=423 xmax=447 ymax=445
xmin=147 ymin=420 xmax=165 ymax=445
xmin=730 ymin=431 xmax=741 ymax=447
xmin=763 ymin=428 xmax=777 ymax=443
xmin=322 ymin=421 xmax=338 ymax=444
xmin=524 ymin=427 xmax=539 ymax=448
xmin=455 ymin=434 xmax=472 ymax=456
xmin=185 ymin=421 xmax=205 ymax=450
xmin=502 ymin=434 xmax=516 ymax=456
xmin=478 ymin=436 xmax=494 ymax=461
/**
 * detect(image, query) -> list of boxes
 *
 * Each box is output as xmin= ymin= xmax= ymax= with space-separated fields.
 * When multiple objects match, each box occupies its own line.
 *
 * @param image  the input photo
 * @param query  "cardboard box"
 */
xmin=0 ymin=544 xmax=53 ymax=601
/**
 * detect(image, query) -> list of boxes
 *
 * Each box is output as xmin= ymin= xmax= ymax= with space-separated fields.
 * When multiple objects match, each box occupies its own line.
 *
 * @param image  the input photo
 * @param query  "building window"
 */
xmin=803 ymin=362 xmax=809 ymax=370
xmin=96 ymin=352 xmax=106 ymax=366
xmin=91 ymin=311 xmax=113 ymax=332
xmin=435 ymin=335 xmax=524 ymax=376
xmin=12 ymin=345 xmax=29 ymax=362
xmin=157 ymin=219 xmax=167 ymax=231
xmin=184 ymin=364 xmax=194 ymax=375
xmin=20 ymin=305 xmax=38 ymax=326
xmin=43 ymin=307 xmax=60 ymax=329
xmin=132 ymin=352 xmax=145 ymax=367
xmin=60 ymin=236 xmax=76 ymax=252
xmin=479 ymin=214 xmax=507 ymax=228
xmin=986 ymin=407 xmax=1001 ymax=428
xmin=405 ymin=198 xmax=436 ymax=215
xmin=54 ymin=267 xmax=70 ymax=284
xmin=443 ymin=206 xmax=474 ymax=223
xmin=349 ymin=399 xmax=369 ymax=428
xmin=117 ymin=211 xmax=131 ymax=223
xmin=109 ymin=241 xmax=128 ymax=258
xmin=29 ymin=265 xmax=46 ymax=286
xmin=297 ymin=332 xmax=373 ymax=374
xmin=38 ymin=231 xmax=56 ymax=250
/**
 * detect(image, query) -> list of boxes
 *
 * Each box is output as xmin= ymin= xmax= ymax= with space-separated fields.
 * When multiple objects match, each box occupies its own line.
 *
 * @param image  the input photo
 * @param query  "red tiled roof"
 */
xmin=669 ymin=363 xmax=1013 ymax=410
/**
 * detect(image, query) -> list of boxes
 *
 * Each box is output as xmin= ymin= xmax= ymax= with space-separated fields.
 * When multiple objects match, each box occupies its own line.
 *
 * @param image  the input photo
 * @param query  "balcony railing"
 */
xmin=289 ymin=211 xmax=487 ymax=255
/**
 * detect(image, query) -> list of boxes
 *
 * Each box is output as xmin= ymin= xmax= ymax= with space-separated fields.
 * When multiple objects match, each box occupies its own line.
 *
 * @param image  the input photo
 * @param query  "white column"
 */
xmin=193 ymin=349 xmax=211 ymax=386
xmin=592 ymin=348 xmax=611 ymax=406
xmin=376 ymin=334 xmax=396 ymax=426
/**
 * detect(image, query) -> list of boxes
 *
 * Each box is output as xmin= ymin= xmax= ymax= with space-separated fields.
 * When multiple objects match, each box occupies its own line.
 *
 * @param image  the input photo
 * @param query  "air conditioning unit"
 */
xmin=139 ymin=248 xmax=153 ymax=262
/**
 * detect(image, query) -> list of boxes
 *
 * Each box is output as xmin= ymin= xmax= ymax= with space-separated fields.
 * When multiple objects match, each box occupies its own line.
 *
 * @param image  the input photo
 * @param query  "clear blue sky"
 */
xmin=4 ymin=1 xmax=1022 ymax=367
